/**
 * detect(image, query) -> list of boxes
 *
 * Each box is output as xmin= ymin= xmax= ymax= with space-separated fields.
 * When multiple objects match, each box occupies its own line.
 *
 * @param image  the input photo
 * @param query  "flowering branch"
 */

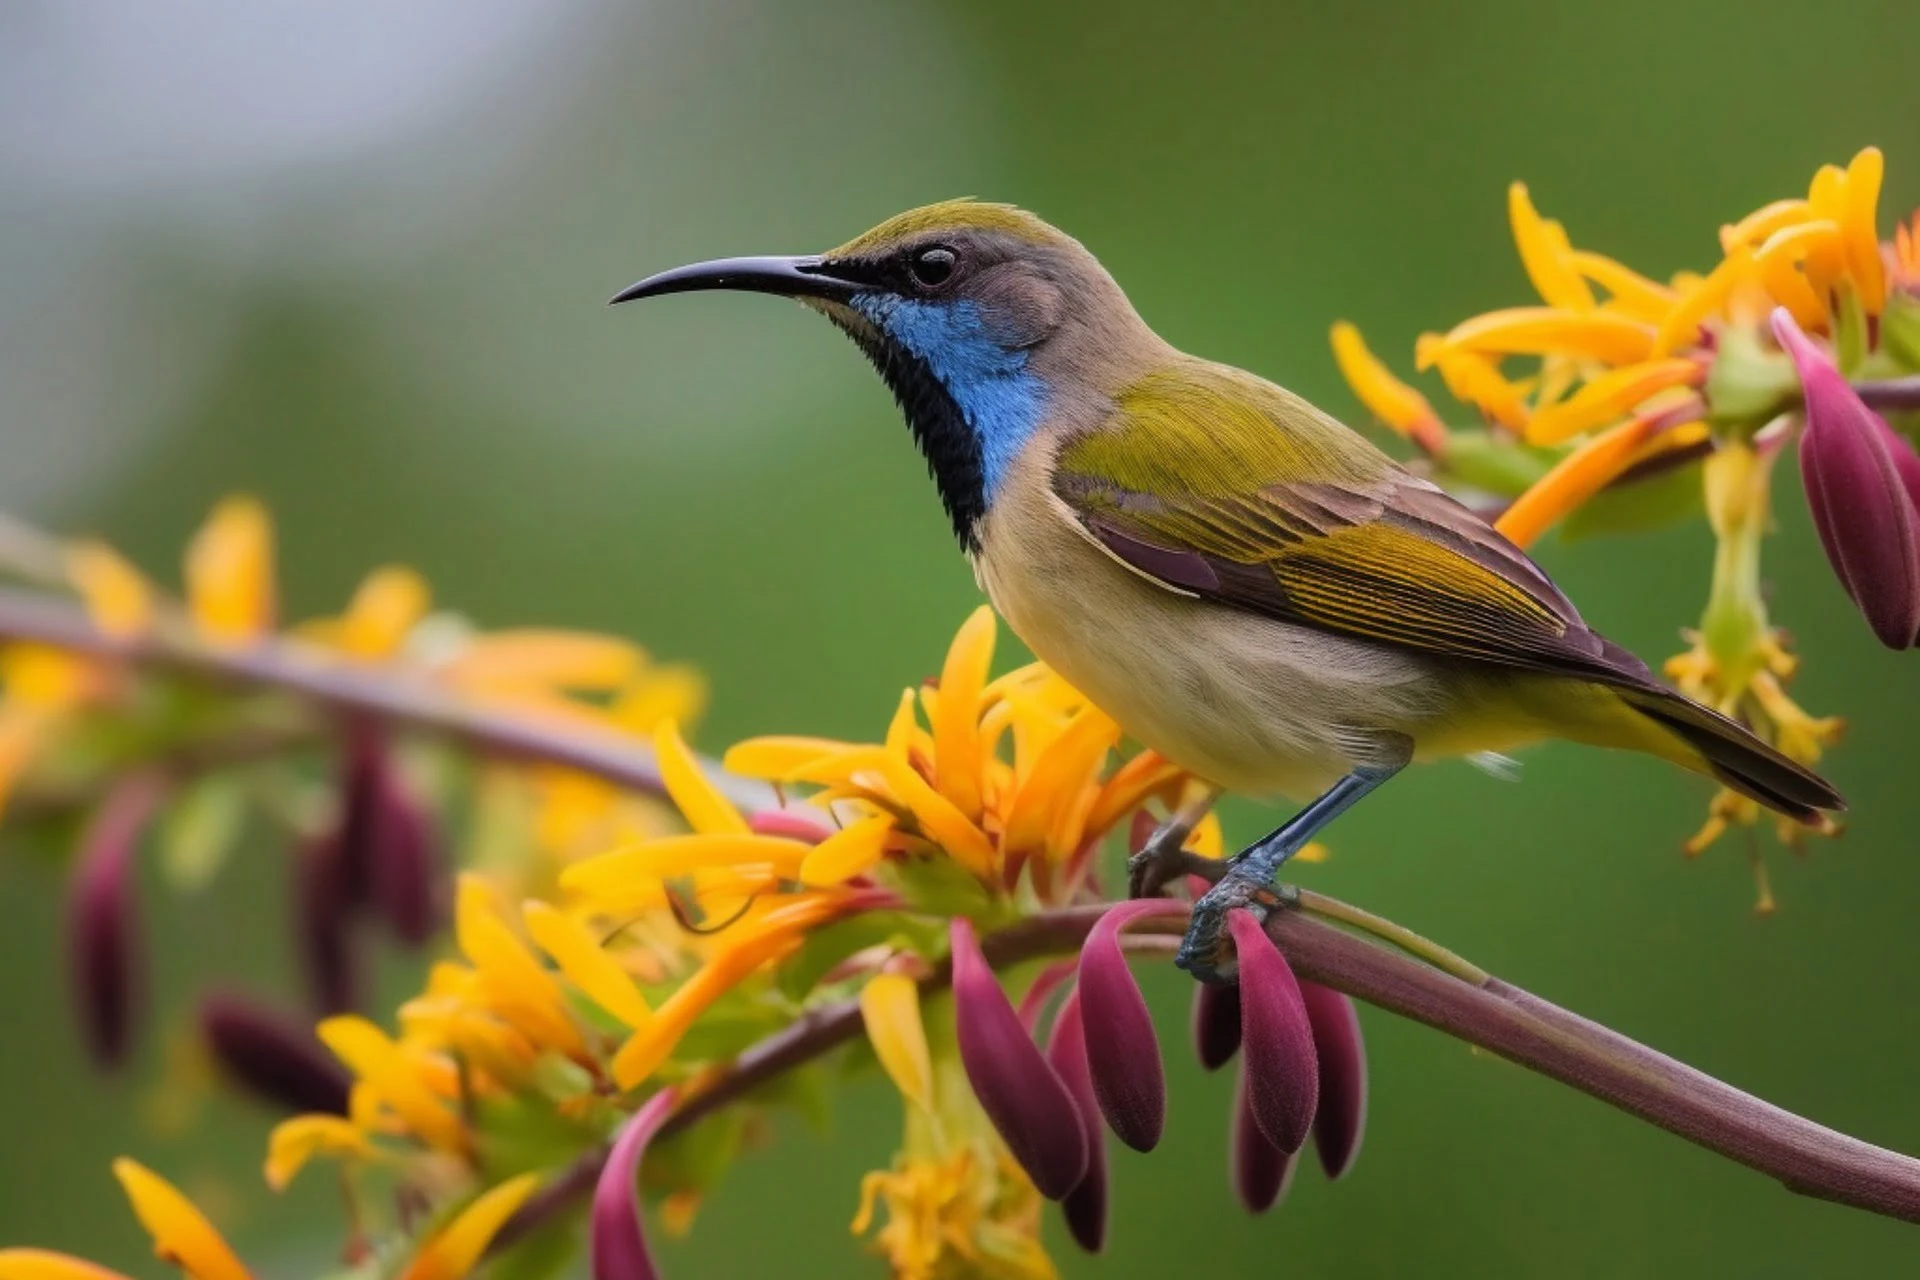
xmin=0 ymin=585 xmax=774 ymax=812
xmin=1854 ymin=375 xmax=1920 ymax=411
xmin=495 ymin=898 xmax=1920 ymax=1252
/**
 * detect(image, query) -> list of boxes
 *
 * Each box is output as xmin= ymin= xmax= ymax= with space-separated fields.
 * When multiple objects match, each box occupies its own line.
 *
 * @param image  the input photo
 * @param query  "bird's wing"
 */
xmin=1052 ymin=362 xmax=1650 ymax=682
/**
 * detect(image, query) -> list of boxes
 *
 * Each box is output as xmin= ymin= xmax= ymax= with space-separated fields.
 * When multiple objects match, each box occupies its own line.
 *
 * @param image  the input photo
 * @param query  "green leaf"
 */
xmin=644 ymin=1107 xmax=747 ymax=1197
xmin=777 ymin=911 xmax=943 ymax=1002
xmin=1884 ymin=292 xmax=1920 ymax=371
xmin=1558 ymin=456 xmax=1706 ymax=542
xmin=1706 ymin=326 xmax=1797 ymax=428
xmin=159 ymin=774 xmax=247 ymax=892
xmin=1436 ymin=429 xmax=1558 ymax=497
xmin=484 ymin=1207 xmax=581 ymax=1280
xmin=744 ymin=1059 xmax=835 ymax=1135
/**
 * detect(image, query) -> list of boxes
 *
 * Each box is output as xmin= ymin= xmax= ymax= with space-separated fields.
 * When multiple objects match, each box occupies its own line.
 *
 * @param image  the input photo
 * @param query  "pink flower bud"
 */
xmin=199 ymin=990 xmax=351 ymax=1116
xmin=1076 ymin=900 xmax=1175 ymax=1152
xmin=592 ymin=1089 xmax=677 ymax=1280
xmin=950 ymin=918 xmax=1089 ymax=1200
xmin=293 ymin=828 xmax=360 ymax=1015
xmin=1226 ymin=910 xmax=1319 ymax=1154
xmin=1299 ymin=981 xmax=1367 ymax=1180
xmin=1773 ymin=308 xmax=1920 ymax=648
xmin=66 ymin=775 xmax=161 ymax=1068
xmin=1190 ymin=980 xmax=1241 ymax=1072
xmin=1044 ymin=989 xmax=1107 ymax=1254
xmin=1231 ymin=1063 xmax=1298 ymax=1214
xmin=340 ymin=726 xmax=443 ymax=945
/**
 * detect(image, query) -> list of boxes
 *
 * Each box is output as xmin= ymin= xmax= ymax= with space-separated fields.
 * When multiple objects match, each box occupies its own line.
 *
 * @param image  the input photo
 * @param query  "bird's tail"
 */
xmin=1618 ymin=684 xmax=1844 ymax=821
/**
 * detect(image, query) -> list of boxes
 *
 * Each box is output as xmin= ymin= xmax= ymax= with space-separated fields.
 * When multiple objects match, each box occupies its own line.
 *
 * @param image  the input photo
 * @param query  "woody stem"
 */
xmin=496 ymin=899 xmax=1920 ymax=1250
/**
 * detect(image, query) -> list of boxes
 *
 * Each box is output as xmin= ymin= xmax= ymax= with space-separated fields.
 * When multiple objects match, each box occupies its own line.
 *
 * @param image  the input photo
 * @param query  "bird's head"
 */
xmin=613 ymin=200 xmax=1152 ymax=548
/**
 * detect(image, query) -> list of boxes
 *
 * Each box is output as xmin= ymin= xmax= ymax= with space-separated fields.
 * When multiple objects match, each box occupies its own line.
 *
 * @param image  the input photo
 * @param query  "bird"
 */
xmin=611 ymin=200 xmax=1843 ymax=981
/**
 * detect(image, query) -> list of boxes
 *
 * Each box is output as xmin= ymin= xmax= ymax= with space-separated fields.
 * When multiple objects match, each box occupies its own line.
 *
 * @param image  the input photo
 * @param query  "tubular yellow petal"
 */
xmin=721 ymin=736 xmax=862 ymax=780
xmin=1001 ymin=705 xmax=1121 ymax=858
xmin=879 ymin=750 xmax=996 ymax=878
xmin=1083 ymin=751 xmax=1186 ymax=844
xmin=562 ymin=835 xmax=811 ymax=890
xmin=1719 ymin=198 xmax=1812 ymax=254
xmin=522 ymin=900 xmax=654 ymax=1030
xmin=799 ymin=813 xmax=896 ymax=885
xmin=184 ymin=496 xmax=274 ymax=648
xmin=1424 ymin=307 xmax=1656 ymax=368
xmin=0 ymin=1250 xmax=134 ymax=1280
xmin=610 ymin=900 xmax=835 ymax=1087
xmin=442 ymin=630 xmax=641 ymax=692
xmin=1188 ymin=811 xmax=1224 ymax=858
xmin=1841 ymin=146 xmax=1887 ymax=313
xmin=263 ymin=1115 xmax=372 ymax=1192
xmin=1495 ymin=417 xmax=1661 ymax=548
xmin=402 ymin=1172 xmax=544 ymax=1280
xmin=1652 ymin=248 xmax=1755 ymax=356
xmin=653 ymin=720 xmax=748 ymax=836
xmin=1417 ymin=341 xmax=1531 ymax=433
xmin=932 ymin=606 xmax=995 ymax=821
xmin=110 ymin=1159 xmax=251 ymax=1280
xmin=458 ymin=903 xmax=587 ymax=1058
xmin=860 ymin=973 xmax=934 ymax=1112
xmin=1329 ymin=322 xmax=1447 ymax=452
xmin=1524 ymin=358 xmax=1702 ymax=445
xmin=1508 ymin=183 xmax=1595 ymax=311
xmin=1807 ymin=163 xmax=1847 ymax=222
xmin=1569 ymin=251 xmax=1678 ymax=322
xmin=337 ymin=565 xmax=430 ymax=660
xmin=316 ymin=1017 xmax=465 ymax=1150
xmin=65 ymin=542 xmax=154 ymax=642
xmin=610 ymin=663 xmax=709 ymax=735
xmin=1753 ymin=220 xmax=1842 ymax=329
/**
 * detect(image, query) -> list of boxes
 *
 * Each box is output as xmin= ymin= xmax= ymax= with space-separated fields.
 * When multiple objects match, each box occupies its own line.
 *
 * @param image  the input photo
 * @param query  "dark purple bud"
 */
xmin=339 ymin=725 xmax=443 ymax=944
xmin=1045 ymin=989 xmax=1107 ymax=1254
xmin=1226 ymin=910 xmax=1319 ymax=1154
xmin=1076 ymin=900 xmax=1175 ymax=1152
xmin=1774 ymin=308 xmax=1920 ymax=649
xmin=950 ymin=918 xmax=1089 ymax=1200
xmin=1231 ymin=1063 xmax=1298 ymax=1215
xmin=293 ymin=828 xmax=360 ymax=1015
xmin=198 ymin=990 xmax=351 ymax=1116
xmin=592 ymin=1088 xmax=676 ymax=1280
xmin=1299 ymin=981 xmax=1367 ymax=1180
xmin=66 ymin=775 xmax=162 ymax=1068
xmin=1191 ymin=980 xmax=1242 ymax=1072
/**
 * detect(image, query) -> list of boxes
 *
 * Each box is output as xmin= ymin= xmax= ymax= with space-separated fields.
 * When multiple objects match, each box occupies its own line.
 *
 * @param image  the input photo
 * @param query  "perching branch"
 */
xmin=1854 ymin=374 xmax=1920 ymax=411
xmin=6 ymin=586 xmax=1916 ymax=1231
xmin=0 ymin=586 xmax=776 ymax=813
xmin=496 ymin=900 xmax=1920 ymax=1250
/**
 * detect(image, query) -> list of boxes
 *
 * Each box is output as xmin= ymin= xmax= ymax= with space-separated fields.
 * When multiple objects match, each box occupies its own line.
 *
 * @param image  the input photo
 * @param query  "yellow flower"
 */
xmin=112 ymin=1159 xmax=252 ymax=1280
xmin=65 ymin=541 xmax=155 ymax=641
xmin=401 ymin=1172 xmax=544 ymax=1280
xmin=263 ymin=1114 xmax=374 ymax=1191
xmin=184 ymin=496 xmax=274 ymax=647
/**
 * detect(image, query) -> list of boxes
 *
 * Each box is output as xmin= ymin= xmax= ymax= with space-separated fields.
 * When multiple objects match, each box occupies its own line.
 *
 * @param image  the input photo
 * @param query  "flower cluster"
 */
xmin=0 ymin=150 xmax=1915 ymax=1280
xmin=1333 ymin=149 xmax=1920 ymax=896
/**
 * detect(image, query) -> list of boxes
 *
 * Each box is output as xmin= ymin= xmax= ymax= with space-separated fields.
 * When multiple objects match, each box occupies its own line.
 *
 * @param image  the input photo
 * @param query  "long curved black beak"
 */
xmin=609 ymin=255 xmax=861 ymax=305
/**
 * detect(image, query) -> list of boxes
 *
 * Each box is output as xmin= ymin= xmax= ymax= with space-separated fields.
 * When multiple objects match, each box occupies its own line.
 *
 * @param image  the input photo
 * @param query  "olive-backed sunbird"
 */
xmin=613 ymin=200 xmax=1842 ymax=980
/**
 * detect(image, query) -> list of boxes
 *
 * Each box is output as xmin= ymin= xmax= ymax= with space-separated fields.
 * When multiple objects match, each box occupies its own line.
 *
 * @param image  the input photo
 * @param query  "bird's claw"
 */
xmin=1175 ymin=870 xmax=1296 ymax=985
xmin=1126 ymin=833 xmax=1219 ymax=900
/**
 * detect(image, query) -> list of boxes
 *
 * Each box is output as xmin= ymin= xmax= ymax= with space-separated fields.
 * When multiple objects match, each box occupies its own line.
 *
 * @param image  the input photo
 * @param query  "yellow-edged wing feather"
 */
xmin=1054 ymin=361 xmax=1648 ymax=682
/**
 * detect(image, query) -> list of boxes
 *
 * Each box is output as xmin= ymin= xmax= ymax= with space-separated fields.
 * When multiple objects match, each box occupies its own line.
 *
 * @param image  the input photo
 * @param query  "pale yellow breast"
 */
xmin=970 ymin=446 xmax=1456 ymax=799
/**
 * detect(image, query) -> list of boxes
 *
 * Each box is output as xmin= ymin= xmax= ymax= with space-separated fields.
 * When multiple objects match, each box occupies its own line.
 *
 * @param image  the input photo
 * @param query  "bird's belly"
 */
xmin=973 ymin=504 xmax=1454 ymax=799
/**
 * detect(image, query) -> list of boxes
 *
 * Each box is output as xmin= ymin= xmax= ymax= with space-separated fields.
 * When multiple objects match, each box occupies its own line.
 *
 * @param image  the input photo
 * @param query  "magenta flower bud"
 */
xmin=592 ymin=1089 xmax=677 ymax=1280
xmin=1014 ymin=959 xmax=1076 ymax=1035
xmin=1298 ymin=980 xmax=1367 ymax=1180
xmin=950 ymin=918 xmax=1089 ymax=1200
xmin=1226 ymin=910 xmax=1319 ymax=1154
xmin=1044 ymin=989 xmax=1108 ymax=1254
xmin=1231 ymin=1063 xmax=1298 ymax=1214
xmin=293 ymin=828 xmax=360 ymax=1015
xmin=748 ymin=809 xmax=835 ymax=842
xmin=66 ymin=776 xmax=161 ymax=1068
xmin=199 ymin=990 xmax=351 ymax=1116
xmin=1191 ymin=980 xmax=1241 ymax=1072
xmin=1773 ymin=308 xmax=1920 ymax=649
xmin=1076 ymin=900 xmax=1175 ymax=1152
xmin=339 ymin=726 xmax=443 ymax=944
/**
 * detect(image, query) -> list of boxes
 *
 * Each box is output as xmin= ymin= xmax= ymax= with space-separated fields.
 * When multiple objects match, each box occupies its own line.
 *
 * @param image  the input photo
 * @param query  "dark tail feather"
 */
xmin=1619 ymin=685 xmax=1844 ymax=821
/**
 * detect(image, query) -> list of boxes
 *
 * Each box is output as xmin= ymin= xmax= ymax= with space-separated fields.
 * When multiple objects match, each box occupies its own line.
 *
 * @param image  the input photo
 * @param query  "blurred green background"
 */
xmin=4 ymin=1 xmax=1918 ymax=1275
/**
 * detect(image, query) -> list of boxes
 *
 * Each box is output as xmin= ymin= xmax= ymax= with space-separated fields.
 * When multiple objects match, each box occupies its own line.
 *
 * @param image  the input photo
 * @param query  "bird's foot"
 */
xmin=1175 ymin=870 xmax=1297 ymax=985
xmin=1126 ymin=825 xmax=1221 ymax=900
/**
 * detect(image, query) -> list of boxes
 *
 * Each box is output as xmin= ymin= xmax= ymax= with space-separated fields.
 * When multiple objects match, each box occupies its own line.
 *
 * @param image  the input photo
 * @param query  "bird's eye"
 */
xmin=908 ymin=246 xmax=958 ymax=290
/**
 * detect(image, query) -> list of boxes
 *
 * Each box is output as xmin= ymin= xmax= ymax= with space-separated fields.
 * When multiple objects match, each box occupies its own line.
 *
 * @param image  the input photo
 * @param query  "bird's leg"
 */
xmin=1127 ymin=783 xmax=1223 ymax=899
xmin=1177 ymin=742 xmax=1410 ymax=984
